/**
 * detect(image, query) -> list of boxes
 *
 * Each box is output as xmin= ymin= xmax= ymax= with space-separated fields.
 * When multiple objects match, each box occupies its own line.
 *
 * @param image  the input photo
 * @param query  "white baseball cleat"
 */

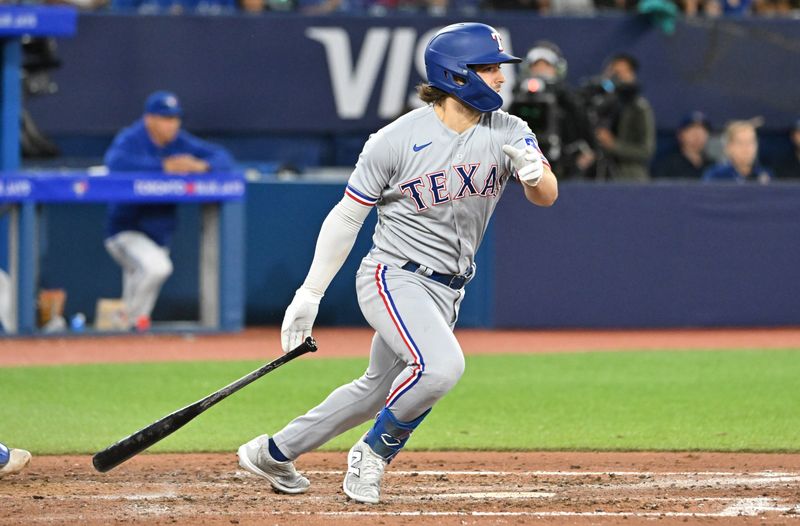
xmin=343 ymin=439 xmax=386 ymax=504
xmin=0 ymin=448 xmax=31 ymax=478
xmin=237 ymin=435 xmax=310 ymax=494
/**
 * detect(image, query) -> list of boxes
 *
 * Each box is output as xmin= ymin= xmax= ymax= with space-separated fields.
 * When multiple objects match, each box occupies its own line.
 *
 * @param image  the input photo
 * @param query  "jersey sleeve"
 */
xmin=104 ymin=127 xmax=163 ymax=172
xmin=180 ymin=131 xmax=236 ymax=172
xmin=344 ymin=131 xmax=395 ymax=207
xmin=505 ymin=117 xmax=551 ymax=176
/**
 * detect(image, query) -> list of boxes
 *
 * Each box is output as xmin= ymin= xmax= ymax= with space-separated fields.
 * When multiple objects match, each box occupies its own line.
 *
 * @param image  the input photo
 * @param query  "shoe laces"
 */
xmin=359 ymin=449 xmax=386 ymax=483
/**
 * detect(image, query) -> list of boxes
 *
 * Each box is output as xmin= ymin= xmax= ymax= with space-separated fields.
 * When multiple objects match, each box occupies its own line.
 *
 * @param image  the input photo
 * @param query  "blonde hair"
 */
xmin=722 ymin=120 xmax=757 ymax=146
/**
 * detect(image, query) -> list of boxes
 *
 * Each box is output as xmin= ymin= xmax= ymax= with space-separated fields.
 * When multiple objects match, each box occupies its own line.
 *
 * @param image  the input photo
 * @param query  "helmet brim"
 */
xmin=466 ymin=51 xmax=522 ymax=66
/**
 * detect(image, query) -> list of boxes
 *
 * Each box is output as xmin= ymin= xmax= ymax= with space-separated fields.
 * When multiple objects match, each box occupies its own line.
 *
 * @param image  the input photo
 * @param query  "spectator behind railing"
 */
xmin=702 ymin=120 xmax=772 ymax=184
xmin=653 ymin=110 xmax=715 ymax=180
xmin=704 ymin=0 xmax=753 ymax=15
xmin=481 ymin=0 xmax=594 ymax=14
xmin=771 ymin=118 xmax=800 ymax=179
xmin=678 ymin=0 xmax=791 ymax=16
xmin=293 ymin=0 xmax=454 ymax=15
xmin=593 ymin=0 xmax=639 ymax=11
xmin=50 ymin=0 xmax=109 ymax=9
xmin=111 ymin=0 xmax=236 ymax=14
xmin=96 ymin=0 xmax=800 ymax=16
xmin=238 ymin=0 xmax=266 ymax=11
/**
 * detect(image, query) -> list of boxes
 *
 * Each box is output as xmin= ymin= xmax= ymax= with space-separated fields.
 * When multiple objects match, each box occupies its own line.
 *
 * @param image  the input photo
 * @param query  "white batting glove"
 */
xmin=502 ymin=144 xmax=544 ymax=187
xmin=280 ymin=288 xmax=321 ymax=353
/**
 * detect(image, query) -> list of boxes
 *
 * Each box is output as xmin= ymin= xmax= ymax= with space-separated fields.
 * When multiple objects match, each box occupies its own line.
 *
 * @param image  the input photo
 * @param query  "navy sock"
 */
xmin=267 ymin=437 xmax=290 ymax=462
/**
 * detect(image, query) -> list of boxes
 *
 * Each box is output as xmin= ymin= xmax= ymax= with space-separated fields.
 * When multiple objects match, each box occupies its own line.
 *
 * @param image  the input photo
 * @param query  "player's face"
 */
xmin=473 ymin=63 xmax=505 ymax=93
xmin=144 ymin=114 xmax=182 ymax=146
xmin=791 ymin=129 xmax=800 ymax=149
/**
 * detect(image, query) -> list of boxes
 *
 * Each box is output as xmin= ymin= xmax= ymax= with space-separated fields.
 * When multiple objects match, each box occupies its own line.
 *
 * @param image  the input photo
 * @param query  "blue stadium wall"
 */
xmin=40 ymin=181 xmax=800 ymax=329
xmin=27 ymin=13 xmax=800 ymax=163
xmin=29 ymin=14 xmax=800 ymax=329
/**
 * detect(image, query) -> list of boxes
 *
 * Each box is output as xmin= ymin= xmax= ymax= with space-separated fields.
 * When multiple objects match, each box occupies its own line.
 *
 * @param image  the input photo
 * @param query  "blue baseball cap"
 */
xmin=144 ymin=91 xmax=183 ymax=117
xmin=678 ymin=110 xmax=711 ymax=131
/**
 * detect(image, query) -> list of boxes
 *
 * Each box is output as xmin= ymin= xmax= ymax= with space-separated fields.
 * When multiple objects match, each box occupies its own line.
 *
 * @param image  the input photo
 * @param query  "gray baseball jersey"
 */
xmin=271 ymin=105 xmax=549 ymax=459
xmin=345 ymin=105 xmax=549 ymax=275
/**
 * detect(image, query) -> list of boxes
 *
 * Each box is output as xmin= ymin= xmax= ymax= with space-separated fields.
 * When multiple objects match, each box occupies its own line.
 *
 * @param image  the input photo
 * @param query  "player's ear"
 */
xmin=445 ymin=71 xmax=467 ymax=86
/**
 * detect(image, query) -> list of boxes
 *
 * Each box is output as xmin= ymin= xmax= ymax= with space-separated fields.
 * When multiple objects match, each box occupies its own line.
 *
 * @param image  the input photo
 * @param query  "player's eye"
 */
xmin=471 ymin=64 xmax=498 ymax=74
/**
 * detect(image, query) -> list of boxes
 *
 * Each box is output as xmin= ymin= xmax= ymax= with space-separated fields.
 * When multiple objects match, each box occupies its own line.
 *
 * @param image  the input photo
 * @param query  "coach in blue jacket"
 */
xmin=104 ymin=91 xmax=235 ymax=331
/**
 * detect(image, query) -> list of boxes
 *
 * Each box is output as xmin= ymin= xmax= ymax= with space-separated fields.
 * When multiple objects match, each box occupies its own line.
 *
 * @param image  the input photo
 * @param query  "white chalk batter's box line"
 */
xmin=71 ymin=493 xmax=793 ymax=505
xmin=275 ymin=506 xmax=800 ymax=519
xmin=262 ymin=470 xmax=800 ymax=517
xmin=48 ymin=470 xmax=800 ymax=522
xmin=75 ymin=494 xmax=800 ymax=518
xmin=305 ymin=469 xmax=800 ymax=487
xmin=305 ymin=469 xmax=800 ymax=477
xmin=80 ymin=471 xmax=799 ymax=518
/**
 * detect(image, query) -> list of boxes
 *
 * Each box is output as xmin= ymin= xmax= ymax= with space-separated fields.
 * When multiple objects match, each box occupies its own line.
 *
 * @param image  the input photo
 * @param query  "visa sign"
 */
xmin=306 ymin=27 xmax=518 ymax=120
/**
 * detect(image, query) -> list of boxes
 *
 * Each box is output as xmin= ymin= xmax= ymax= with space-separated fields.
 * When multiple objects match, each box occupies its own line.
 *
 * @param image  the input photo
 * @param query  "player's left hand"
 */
xmin=502 ymin=144 xmax=544 ymax=187
xmin=280 ymin=288 xmax=321 ymax=353
xmin=163 ymin=155 xmax=210 ymax=174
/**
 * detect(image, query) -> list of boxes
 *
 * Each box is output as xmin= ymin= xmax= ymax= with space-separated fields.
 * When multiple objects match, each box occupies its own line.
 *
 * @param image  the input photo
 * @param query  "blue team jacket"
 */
xmin=702 ymin=162 xmax=772 ymax=184
xmin=104 ymin=119 xmax=235 ymax=246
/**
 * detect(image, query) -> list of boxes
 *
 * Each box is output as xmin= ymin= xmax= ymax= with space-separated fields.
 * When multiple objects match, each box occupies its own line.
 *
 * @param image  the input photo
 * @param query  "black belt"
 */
xmin=401 ymin=262 xmax=472 ymax=290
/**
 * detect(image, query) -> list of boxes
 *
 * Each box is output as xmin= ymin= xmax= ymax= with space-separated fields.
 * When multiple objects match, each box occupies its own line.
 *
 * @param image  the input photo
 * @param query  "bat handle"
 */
xmin=301 ymin=336 xmax=318 ymax=353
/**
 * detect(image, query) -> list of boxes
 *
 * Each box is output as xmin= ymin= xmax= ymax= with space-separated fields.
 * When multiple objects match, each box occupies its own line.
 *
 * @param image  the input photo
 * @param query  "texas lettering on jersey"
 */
xmin=398 ymin=163 xmax=500 ymax=212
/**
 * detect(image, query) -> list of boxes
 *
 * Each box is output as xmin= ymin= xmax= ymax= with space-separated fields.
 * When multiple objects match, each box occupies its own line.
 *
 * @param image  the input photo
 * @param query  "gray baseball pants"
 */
xmin=273 ymin=256 xmax=466 ymax=459
xmin=105 ymin=230 xmax=173 ymax=323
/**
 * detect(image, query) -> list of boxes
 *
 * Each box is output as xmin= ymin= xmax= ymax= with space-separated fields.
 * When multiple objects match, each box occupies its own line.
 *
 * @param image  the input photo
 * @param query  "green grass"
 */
xmin=1 ymin=349 xmax=799 ymax=454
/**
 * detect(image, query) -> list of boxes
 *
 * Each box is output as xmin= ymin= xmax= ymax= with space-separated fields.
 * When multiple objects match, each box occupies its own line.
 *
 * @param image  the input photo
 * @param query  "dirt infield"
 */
xmin=3 ymin=451 xmax=800 ymax=525
xmin=2 ymin=327 xmax=799 ymax=524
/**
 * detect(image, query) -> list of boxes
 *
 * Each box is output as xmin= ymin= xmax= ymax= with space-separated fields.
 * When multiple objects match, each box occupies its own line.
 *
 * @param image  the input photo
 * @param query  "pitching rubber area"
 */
xmin=1 ymin=327 xmax=799 ymax=525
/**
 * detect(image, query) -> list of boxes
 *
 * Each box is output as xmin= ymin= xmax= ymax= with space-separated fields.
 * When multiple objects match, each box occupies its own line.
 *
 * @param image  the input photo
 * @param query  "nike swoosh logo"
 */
xmin=413 ymin=142 xmax=432 ymax=152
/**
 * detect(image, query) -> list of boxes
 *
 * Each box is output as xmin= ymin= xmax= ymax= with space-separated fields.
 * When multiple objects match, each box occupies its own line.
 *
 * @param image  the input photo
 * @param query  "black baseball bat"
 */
xmin=92 ymin=336 xmax=317 ymax=473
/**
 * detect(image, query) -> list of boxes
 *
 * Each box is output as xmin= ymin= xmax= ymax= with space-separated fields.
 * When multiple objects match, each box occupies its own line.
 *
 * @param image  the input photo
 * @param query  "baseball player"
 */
xmin=0 ymin=442 xmax=31 ymax=478
xmin=104 ymin=91 xmax=235 ymax=331
xmin=238 ymin=22 xmax=557 ymax=504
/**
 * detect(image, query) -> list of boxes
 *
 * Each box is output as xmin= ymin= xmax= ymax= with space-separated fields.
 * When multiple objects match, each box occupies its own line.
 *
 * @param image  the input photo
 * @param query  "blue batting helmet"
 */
xmin=424 ymin=23 xmax=521 ymax=113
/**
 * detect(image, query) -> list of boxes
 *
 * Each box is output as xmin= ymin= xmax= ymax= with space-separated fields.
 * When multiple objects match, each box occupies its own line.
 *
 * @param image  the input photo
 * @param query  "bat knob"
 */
xmin=304 ymin=336 xmax=318 ymax=352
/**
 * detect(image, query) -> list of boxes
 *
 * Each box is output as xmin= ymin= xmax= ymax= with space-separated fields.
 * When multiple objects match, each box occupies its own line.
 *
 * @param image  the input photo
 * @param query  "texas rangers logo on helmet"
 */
xmin=491 ymin=32 xmax=505 ymax=52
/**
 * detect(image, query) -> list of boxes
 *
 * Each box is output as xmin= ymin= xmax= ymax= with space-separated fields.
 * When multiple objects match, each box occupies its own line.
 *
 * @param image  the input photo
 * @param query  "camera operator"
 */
xmin=590 ymin=53 xmax=656 ymax=182
xmin=507 ymin=41 xmax=596 ymax=179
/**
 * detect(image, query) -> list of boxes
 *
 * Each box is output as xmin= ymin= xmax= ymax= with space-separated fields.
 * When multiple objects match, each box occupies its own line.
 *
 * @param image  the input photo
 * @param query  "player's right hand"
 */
xmin=280 ymin=288 xmax=322 ymax=353
xmin=502 ymin=144 xmax=544 ymax=187
xmin=162 ymin=155 xmax=209 ymax=174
